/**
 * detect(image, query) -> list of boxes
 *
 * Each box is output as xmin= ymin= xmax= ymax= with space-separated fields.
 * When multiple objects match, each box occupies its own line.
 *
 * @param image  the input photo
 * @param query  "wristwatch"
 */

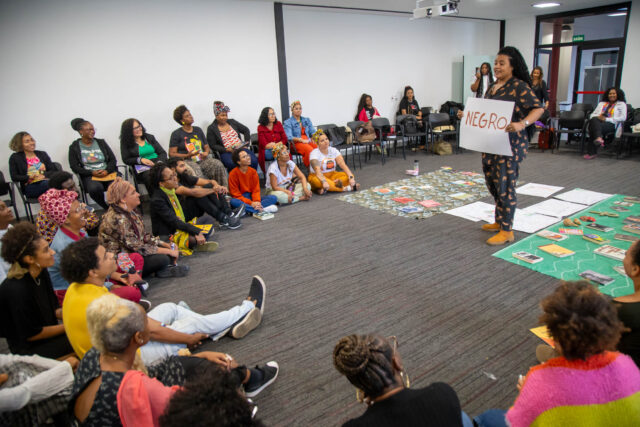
xmin=522 ymin=120 xmax=530 ymax=126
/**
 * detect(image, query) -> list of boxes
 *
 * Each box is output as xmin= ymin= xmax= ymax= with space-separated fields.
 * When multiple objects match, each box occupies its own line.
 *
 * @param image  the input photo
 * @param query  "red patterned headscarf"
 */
xmin=38 ymin=189 xmax=78 ymax=225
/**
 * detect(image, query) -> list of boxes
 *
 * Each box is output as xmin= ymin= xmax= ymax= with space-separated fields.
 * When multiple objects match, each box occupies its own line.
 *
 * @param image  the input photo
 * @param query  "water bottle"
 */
xmin=414 ymin=160 xmax=419 ymax=173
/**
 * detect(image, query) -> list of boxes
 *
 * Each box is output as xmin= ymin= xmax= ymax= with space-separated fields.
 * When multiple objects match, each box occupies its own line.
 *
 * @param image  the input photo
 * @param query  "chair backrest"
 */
xmin=558 ymin=110 xmax=585 ymax=129
xmin=632 ymin=107 xmax=640 ymax=125
xmin=317 ymin=124 xmax=346 ymax=146
xmin=0 ymin=171 xmax=9 ymax=196
xmin=428 ymin=112 xmax=451 ymax=127
xmin=370 ymin=117 xmax=390 ymax=128
xmin=570 ymin=103 xmax=593 ymax=116
xmin=52 ymin=162 xmax=63 ymax=172
xmin=347 ymin=121 xmax=363 ymax=133
xmin=396 ymin=114 xmax=419 ymax=134
xmin=250 ymin=133 xmax=259 ymax=144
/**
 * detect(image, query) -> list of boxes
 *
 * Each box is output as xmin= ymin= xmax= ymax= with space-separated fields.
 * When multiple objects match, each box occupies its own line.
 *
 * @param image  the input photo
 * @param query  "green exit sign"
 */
xmin=573 ymin=35 xmax=585 ymax=42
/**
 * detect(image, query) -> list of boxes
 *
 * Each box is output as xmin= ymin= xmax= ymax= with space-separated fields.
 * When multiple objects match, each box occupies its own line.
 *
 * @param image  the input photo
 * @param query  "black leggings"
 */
xmin=82 ymin=177 xmax=113 ymax=210
xmin=586 ymin=117 xmax=616 ymax=155
xmin=184 ymin=193 xmax=231 ymax=223
xmin=142 ymin=254 xmax=171 ymax=277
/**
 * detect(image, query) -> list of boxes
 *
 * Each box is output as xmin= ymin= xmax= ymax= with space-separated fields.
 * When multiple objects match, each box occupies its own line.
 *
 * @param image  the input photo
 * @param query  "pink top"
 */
xmin=117 ymin=370 xmax=180 ymax=427
xmin=220 ymin=128 xmax=242 ymax=149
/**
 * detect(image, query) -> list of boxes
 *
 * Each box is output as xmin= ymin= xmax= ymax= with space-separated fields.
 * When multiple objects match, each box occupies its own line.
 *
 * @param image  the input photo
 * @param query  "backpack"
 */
xmin=355 ymin=121 xmax=376 ymax=143
xmin=399 ymin=115 xmax=419 ymax=134
xmin=325 ymin=126 xmax=347 ymax=147
xmin=439 ymin=101 xmax=465 ymax=122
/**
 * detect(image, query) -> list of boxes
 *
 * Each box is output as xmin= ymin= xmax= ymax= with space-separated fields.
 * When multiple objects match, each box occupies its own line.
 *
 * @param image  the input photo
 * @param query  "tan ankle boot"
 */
xmin=486 ymin=230 xmax=515 ymax=245
xmin=481 ymin=222 xmax=500 ymax=232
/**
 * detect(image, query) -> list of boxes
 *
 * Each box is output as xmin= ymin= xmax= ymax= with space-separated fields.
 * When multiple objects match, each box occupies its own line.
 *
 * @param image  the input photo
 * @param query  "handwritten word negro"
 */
xmin=464 ymin=111 xmax=508 ymax=130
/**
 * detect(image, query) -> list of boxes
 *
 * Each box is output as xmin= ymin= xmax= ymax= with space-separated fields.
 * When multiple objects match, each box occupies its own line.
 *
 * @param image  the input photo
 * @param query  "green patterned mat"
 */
xmin=339 ymin=167 xmax=495 ymax=219
xmin=493 ymin=194 xmax=637 ymax=297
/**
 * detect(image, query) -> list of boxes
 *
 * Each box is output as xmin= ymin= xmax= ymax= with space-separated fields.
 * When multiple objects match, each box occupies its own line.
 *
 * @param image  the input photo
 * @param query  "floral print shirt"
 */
xmin=98 ymin=205 xmax=159 ymax=256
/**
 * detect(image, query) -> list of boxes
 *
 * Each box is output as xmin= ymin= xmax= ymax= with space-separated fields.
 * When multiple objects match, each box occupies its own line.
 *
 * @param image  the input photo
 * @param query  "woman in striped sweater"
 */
xmin=504 ymin=281 xmax=640 ymax=426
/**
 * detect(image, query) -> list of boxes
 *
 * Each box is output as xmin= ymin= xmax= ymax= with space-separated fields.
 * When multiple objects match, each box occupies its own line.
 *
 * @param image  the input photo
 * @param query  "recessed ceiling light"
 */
xmin=532 ymin=2 xmax=561 ymax=8
xmin=607 ymin=12 xmax=627 ymax=17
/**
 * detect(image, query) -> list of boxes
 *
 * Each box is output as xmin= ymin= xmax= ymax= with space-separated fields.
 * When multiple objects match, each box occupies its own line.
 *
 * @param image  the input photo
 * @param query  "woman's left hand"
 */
xmin=505 ymin=122 xmax=526 ymax=133
xmin=303 ymin=187 xmax=312 ymax=198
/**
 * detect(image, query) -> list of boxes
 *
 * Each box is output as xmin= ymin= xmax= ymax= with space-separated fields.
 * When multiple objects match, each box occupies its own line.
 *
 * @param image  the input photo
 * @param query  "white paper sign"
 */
xmin=526 ymin=199 xmax=588 ymax=218
xmin=553 ymin=189 xmax=613 ymax=206
xmin=516 ymin=183 xmax=564 ymax=198
xmin=459 ymin=97 xmax=514 ymax=156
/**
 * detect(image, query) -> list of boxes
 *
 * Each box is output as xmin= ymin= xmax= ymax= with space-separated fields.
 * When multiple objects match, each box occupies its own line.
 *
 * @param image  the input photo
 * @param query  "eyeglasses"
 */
xmin=133 ymin=125 xmax=143 ymax=131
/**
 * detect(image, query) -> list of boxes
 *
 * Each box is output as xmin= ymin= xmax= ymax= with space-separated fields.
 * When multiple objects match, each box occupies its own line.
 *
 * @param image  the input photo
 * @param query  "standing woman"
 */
xmin=8 ymin=132 xmax=55 ymax=198
xmin=468 ymin=47 xmax=543 ymax=245
xmin=470 ymin=62 xmax=494 ymax=99
xmin=169 ymin=105 xmax=228 ymax=186
xmin=68 ymin=118 xmax=118 ymax=210
xmin=584 ymin=87 xmax=627 ymax=160
xmin=257 ymin=106 xmax=289 ymax=173
xmin=283 ymin=101 xmax=317 ymax=167
xmin=206 ymin=101 xmax=258 ymax=172
xmin=120 ymin=118 xmax=167 ymax=188
xmin=355 ymin=94 xmax=381 ymax=122
xmin=530 ymin=66 xmax=549 ymax=110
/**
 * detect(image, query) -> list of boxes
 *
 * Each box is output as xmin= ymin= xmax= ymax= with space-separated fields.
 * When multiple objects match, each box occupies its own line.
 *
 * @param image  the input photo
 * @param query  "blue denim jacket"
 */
xmin=283 ymin=116 xmax=316 ymax=141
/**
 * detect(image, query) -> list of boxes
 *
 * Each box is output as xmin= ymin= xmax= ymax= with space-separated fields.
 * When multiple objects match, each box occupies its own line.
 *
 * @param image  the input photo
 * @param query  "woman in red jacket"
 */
xmin=257 ymin=107 xmax=290 ymax=174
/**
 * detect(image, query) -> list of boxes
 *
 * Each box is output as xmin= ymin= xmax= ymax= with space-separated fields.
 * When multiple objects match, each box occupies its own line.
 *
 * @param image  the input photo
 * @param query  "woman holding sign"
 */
xmin=462 ymin=46 xmax=544 ymax=245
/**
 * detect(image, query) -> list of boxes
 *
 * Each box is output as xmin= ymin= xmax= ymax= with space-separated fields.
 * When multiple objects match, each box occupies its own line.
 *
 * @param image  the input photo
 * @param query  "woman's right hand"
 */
xmin=251 ymin=201 xmax=263 ymax=211
xmin=476 ymin=71 xmax=481 ymax=79
xmin=141 ymin=158 xmax=154 ymax=166
xmin=168 ymin=248 xmax=180 ymax=259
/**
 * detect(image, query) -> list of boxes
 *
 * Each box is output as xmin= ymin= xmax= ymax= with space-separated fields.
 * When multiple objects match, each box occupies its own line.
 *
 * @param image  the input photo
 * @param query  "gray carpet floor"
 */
xmin=3 ymin=144 xmax=639 ymax=425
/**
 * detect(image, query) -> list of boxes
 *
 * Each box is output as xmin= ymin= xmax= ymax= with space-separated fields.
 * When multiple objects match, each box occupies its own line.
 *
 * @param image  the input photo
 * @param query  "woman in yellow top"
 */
xmin=308 ymin=130 xmax=360 ymax=194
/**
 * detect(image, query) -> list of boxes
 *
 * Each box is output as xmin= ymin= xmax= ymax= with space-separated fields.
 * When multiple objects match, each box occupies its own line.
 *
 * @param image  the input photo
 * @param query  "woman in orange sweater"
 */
xmin=228 ymin=149 xmax=278 ymax=215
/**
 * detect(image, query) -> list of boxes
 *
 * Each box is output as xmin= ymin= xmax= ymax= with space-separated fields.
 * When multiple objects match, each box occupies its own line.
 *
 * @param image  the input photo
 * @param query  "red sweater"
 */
xmin=229 ymin=167 xmax=261 ymax=204
xmin=257 ymin=122 xmax=289 ymax=172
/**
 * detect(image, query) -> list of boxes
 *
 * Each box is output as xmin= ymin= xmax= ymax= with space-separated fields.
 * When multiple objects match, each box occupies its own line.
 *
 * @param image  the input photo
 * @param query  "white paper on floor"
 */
xmin=512 ymin=208 xmax=561 ymax=233
xmin=553 ymin=188 xmax=613 ymax=206
xmin=445 ymin=201 xmax=495 ymax=222
xmin=516 ymin=183 xmax=564 ymax=198
xmin=526 ymin=199 xmax=589 ymax=218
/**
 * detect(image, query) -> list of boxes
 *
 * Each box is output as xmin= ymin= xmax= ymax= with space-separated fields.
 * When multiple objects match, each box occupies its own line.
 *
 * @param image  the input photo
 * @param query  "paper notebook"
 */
xmin=538 ymin=243 xmax=575 ymax=258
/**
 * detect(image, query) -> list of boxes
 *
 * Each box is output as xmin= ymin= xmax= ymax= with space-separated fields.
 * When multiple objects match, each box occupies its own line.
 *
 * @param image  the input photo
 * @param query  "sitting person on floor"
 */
xmin=584 ymin=87 xmax=628 ymax=159
xmin=228 ymin=149 xmax=278 ymax=216
xmin=8 ymin=131 xmax=55 ymax=199
xmin=206 ymin=101 xmax=258 ymax=172
xmin=265 ymin=143 xmax=312 ymax=205
xmin=99 ymin=178 xmax=187 ymax=279
xmin=39 ymin=188 xmax=144 ymax=305
xmin=333 ymin=334 xmax=469 ymax=427
xmin=308 ymin=130 xmax=360 ymax=194
xmin=476 ymin=281 xmax=640 ymax=427
xmin=0 ymin=200 xmax=15 ymax=283
xmin=167 ymin=158 xmax=242 ymax=229
xmin=70 ymin=294 xmax=278 ymax=426
xmin=149 ymin=163 xmax=219 ymax=254
xmin=60 ymin=238 xmax=266 ymax=365
xmin=0 ymin=222 xmax=74 ymax=359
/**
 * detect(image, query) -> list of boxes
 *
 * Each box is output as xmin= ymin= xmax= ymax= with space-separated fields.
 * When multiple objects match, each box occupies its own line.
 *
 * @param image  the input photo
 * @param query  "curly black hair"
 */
xmin=0 ymin=222 xmax=42 ymax=267
xmin=540 ymin=281 xmax=623 ymax=360
xmin=258 ymin=107 xmax=277 ymax=127
xmin=231 ymin=148 xmax=245 ymax=166
xmin=60 ymin=237 xmax=100 ymax=283
xmin=497 ymin=46 xmax=532 ymax=87
xmin=148 ymin=162 xmax=170 ymax=192
xmin=602 ymin=87 xmax=626 ymax=103
xmin=629 ymin=240 xmax=640 ymax=270
xmin=48 ymin=171 xmax=74 ymax=190
xmin=165 ymin=157 xmax=180 ymax=170
xmin=159 ymin=364 xmax=264 ymax=427
xmin=70 ymin=118 xmax=89 ymax=132
xmin=172 ymin=105 xmax=188 ymax=125
xmin=120 ymin=118 xmax=148 ymax=149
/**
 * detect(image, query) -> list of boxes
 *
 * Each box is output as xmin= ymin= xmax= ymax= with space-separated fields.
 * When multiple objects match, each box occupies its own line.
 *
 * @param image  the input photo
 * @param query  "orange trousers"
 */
xmin=308 ymin=171 xmax=349 ymax=193
xmin=294 ymin=141 xmax=318 ymax=167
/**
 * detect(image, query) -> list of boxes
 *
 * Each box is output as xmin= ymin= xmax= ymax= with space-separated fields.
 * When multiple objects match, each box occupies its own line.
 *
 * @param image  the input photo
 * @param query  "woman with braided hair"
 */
xmin=308 ymin=129 xmax=360 ymax=194
xmin=333 ymin=334 xmax=467 ymax=426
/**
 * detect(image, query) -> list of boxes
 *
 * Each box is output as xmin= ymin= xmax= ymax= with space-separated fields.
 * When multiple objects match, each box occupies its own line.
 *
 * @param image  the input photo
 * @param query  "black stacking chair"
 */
xmin=0 ymin=170 xmax=19 ymax=220
xmin=427 ymin=113 xmax=459 ymax=153
xmin=346 ymin=120 xmax=364 ymax=169
xmin=396 ymin=114 xmax=427 ymax=154
xmin=370 ymin=117 xmax=404 ymax=165
xmin=15 ymin=162 xmax=63 ymax=222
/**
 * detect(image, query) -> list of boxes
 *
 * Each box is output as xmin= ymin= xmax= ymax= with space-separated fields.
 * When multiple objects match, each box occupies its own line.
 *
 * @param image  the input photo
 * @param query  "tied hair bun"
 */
xmin=70 ymin=117 xmax=86 ymax=131
xmin=333 ymin=335 xmax=371 ymax=376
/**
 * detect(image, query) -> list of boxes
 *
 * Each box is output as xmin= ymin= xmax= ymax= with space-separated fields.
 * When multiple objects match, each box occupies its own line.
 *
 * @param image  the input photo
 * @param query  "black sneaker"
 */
xmin=220 ymin=215 xmax=242 ymax=230
xmin=156 ymin=265 xmax=187 ymax=278
xmin=248 ymin=276 xmax=266 ymax=315
xmin=230 ymin=307 xmax=262 ymax=339
xmin=244 ymin=361 xmax=279 ymax=397
xmin=231 ymin=204 xmax=246 ymax=219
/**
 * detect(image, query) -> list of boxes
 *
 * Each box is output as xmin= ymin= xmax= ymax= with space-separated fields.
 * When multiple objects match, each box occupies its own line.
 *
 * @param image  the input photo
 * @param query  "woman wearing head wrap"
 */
xmin=206 ymin=101 xmax=258 ymax=172
xmin=283 ymin=101 xmax=317 ymax=167
xmin=0 ymin=222 xmax=74 ymax=359
xmin=265 ymin=143 xmax=312 ymax=204
xmin=40 ymin=188 xmax=144 ymax=306
xmin=308 ymin=130 xmax=360 ymax=194
xmin=168 ymin=105 xmax=229 ymax=187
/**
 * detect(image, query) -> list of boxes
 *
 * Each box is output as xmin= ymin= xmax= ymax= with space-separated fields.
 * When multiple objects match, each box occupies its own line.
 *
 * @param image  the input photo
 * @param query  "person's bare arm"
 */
xmin=169 ymin=146 xmax=191 ymax=160
xmin=175 ymin=185 xmax=215 ymax=198
xmin=27 ymin=324 xmax=65 ymax=341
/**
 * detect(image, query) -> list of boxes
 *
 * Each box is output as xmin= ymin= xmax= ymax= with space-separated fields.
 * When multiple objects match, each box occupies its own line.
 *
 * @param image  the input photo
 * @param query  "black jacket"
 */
xmin=68 ymin=138 xmax=117 ymax=177
xmin=206 ymin=119 xmax=251 ymax=154
xmin=9 ymin=150 xmax=55 ymax=190
xmin=120 ymin=134 xmax=168 ymax=166
xmin=150 ymin=188 xmax=201 ymax=237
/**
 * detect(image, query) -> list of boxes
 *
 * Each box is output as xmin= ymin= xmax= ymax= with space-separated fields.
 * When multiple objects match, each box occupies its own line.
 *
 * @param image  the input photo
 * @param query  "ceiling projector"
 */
xmin=413 ymin=0 xmax=460 ymax=19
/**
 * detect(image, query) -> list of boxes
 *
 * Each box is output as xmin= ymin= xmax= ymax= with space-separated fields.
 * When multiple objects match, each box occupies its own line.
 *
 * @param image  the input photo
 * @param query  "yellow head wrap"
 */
xmin=271 ymin=142 xmax=287 ymax=159
xmin=312 ymin=129 xmax=325 ymax=144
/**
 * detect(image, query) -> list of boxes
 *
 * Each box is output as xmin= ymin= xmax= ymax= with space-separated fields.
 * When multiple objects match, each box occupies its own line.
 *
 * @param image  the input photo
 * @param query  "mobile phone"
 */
xmin=475 ymin=67 xmax=480 ymax=74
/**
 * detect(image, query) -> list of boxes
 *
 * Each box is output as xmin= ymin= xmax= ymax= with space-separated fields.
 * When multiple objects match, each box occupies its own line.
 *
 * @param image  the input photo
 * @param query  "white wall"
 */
xmin=282 ymin=6 xmax=500 ymax=125
xmin=504 ymin=16 xmax=536 ymax=69
xmin=621 ymin=0 xmax=640 ymax=106
xmin=0 ymin=0 xmax=280 ymax=177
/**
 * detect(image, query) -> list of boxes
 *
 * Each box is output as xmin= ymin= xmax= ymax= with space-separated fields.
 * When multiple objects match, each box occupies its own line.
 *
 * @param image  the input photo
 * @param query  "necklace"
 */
xmin=34 ymin=276 xmax=41 ymax=286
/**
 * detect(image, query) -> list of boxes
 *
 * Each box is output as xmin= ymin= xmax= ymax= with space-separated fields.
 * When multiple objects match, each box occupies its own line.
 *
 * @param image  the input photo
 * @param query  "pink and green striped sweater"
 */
xmin=506 ymin=351 xmax=640 ymax=426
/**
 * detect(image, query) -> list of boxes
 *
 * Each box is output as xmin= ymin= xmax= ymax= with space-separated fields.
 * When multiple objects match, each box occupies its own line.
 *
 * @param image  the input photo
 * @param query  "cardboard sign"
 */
xmin=459 ymin=97 xmax=514 ymax=156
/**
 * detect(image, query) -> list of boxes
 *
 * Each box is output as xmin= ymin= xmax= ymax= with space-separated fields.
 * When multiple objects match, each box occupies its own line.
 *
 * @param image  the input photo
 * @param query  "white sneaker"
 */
xmin=263 ymin=205 xmax=278 ymax=213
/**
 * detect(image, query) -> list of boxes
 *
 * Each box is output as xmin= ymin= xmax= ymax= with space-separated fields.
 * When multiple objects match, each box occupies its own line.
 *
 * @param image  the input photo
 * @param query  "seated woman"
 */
xmin=8 ymin=131 xmax=55 ymax=199
xmin=149 ymin=163 xmax=219 ymax=254
xmin=169 ymin=105 xmax=228 ymax=186
xmin=333 ymin=334 xmax=468 ymax=426
xmin=398 ymin=86 xmax=423 ymax=121
xmin=71 ymin=293 xmax=277 ymax=426
xmin=229 ymin=149 xmax=278 ymax=215
xmin=0 ymin=222 xmax=74 ymax=359
xmin=265 ymin=143 xmax=312 ymax=205
xmin=68 ymin=118 xmax=118 ymax=210
xmin=477 ymin=281 xmax=640 ymax=427
xmin=283 ymin=101 xmax=317 ymax=167
xmin=308 ymin=130 xmax=360 ymax=194
xmin=470 ymin=62 xmax=494 ymax=99
xmin=206 ymin=101 xmax=258 ymax=172
xmin=355 ymin=93 xmax=381 ymax=122
xmin=585 ymin=87 xmax=627 ymax=159
xmin=257 ymin=106 xmax=289 ymax=174
xmin=39 ymin=188 xmax=142 ymax=304
xmin=99 ymin=178 xmax=187 ymax=278
xmin=36 ymin=171 xmax=100 ymax=243
xmin=120 ymin=118 xmax=167 ymax=188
